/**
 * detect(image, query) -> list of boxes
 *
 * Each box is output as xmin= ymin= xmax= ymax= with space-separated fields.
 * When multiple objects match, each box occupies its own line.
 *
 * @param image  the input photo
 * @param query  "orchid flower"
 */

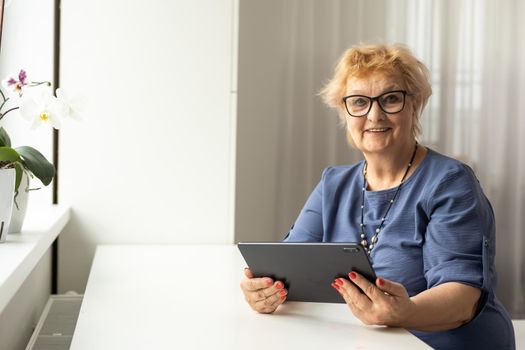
xmin=1 ymin=70 xmax=54 ymax=122
xmin=19 ymin=88 xmax=65 ymax=129
xmin=56 ymin=88 xmax=82 ymax=120
xmin=0 ymin=69 xmax=80 ymax=194
xmin=1 ymin=70 xmax=28 ymax=97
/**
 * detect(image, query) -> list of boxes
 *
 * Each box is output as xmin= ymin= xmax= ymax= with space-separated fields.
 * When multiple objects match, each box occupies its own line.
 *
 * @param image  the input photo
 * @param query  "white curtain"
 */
xmin=275 ymin=0 xmax=525 ymax=316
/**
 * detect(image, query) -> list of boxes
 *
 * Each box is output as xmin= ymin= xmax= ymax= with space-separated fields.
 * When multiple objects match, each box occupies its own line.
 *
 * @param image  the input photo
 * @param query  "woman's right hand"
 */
xmin=240 ymin=268 xmax=287 ymax=313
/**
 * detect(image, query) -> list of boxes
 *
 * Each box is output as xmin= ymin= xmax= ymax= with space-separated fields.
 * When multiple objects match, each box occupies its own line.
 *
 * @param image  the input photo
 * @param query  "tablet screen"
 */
xmin=238 ymin=242 xmax=376 ymax=303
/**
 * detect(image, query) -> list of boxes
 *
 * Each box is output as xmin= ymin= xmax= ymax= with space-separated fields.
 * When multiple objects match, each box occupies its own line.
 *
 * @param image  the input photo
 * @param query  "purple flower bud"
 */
xmin=19 ymin=70 xmax=27 ymax=84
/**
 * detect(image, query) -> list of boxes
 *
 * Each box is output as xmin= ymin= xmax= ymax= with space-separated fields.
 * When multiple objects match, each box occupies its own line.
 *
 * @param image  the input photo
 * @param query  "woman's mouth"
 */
xmin=365 ymin=127 xmax=390 ymax=133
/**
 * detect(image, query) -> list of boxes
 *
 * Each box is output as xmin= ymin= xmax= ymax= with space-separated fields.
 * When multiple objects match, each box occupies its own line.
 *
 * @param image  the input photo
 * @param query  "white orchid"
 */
xmin=19 ymin=87 xmax=65 ymax=129
xmin=1 ymin=71 xmax=81 ymax=130
xmin=56 ymin=88 xmax=82 ymax=120
xmin=0 ymin=69 xmax=77 ymax=193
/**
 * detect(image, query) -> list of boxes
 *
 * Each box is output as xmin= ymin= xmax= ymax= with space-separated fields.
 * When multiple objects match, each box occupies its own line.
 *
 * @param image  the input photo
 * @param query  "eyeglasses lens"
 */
xmin=345 ymin=91 xmax=405 ymax=117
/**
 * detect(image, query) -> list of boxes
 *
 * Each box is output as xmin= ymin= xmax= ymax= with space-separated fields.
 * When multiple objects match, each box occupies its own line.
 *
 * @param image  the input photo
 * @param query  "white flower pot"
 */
xmin=9 ymin=171 xmax=30 ymax=233
xmin=0 ymin=168 xmax=16 ymax=243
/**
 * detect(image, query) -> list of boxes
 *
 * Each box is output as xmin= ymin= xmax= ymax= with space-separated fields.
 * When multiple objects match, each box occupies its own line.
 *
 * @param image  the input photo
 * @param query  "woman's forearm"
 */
xmin=401 ymin=282 xmax=481 ymax=332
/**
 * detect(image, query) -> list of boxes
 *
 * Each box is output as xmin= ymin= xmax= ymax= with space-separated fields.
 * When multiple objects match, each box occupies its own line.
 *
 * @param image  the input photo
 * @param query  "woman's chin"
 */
xmin=358 ymin=139 xmax=393 ymax=154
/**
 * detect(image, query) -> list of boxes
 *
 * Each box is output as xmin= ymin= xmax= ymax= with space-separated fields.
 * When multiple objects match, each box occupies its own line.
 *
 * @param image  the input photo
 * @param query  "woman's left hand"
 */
xmin=332 ymin=271 xmax=416 ymax=327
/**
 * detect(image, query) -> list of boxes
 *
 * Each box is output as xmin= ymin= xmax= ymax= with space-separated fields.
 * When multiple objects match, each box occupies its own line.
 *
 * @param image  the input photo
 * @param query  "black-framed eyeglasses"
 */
xmin=342 ymin=90 xmax=411 ymax=117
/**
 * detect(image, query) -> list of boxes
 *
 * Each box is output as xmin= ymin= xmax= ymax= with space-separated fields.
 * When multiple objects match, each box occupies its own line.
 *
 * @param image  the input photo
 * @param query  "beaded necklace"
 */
xmin=359 ymin=143 xmax=418 ymax=255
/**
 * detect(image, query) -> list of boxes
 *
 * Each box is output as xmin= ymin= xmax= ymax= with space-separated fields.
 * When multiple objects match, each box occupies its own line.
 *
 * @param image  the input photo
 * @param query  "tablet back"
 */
xmin=238 ymin=242 xmax=376 ymax=303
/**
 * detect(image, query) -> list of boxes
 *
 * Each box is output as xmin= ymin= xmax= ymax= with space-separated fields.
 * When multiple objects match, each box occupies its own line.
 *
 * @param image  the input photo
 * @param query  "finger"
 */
xmin=244 ymin=267 xmax=254 ymax=279
xmin=241 ymin=276 xmax=274 ymax=291
xmin=253 ymin=288 xmax=288 ymax=312
xmin=333 ymin=279 xmax=379 ymax=325
xmin=375 ymin=277 xmax=409 ymax=298
xmin=259 ymin=281 xmax=286 ymax=300
xmin=246 ymin=281 xmax=286 ymax=303
xmin=331 ymin=281 xmax=352 ymax=304
xmin=348 ymin=271 xmax=385 ymax=303
xmin=335 ymin=278 xmax=372 ymax=310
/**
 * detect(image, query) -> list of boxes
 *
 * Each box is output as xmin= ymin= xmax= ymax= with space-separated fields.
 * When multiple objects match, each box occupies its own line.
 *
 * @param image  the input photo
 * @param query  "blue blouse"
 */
xmin=284 ymin=148 xmax=515 ymax=349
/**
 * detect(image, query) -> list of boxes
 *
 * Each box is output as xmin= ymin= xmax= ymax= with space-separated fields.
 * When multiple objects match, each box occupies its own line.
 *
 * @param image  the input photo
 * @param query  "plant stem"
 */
xmin=0 ymin=90 xmax=9 ymax=121
xmin=1 ymin=107 xmax=19 ymax=117
xmin=29 ymin=81 xmax=51 ymax=87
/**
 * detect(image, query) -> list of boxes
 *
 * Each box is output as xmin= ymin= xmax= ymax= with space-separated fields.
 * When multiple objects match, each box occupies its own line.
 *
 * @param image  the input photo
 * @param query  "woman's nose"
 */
xmin=367 ymin=100 xmax=385 ymax=122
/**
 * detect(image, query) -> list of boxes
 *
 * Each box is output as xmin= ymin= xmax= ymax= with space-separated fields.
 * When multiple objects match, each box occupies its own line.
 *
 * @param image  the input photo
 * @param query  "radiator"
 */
xmin=25 ymin=294 xmax=83 ymax=350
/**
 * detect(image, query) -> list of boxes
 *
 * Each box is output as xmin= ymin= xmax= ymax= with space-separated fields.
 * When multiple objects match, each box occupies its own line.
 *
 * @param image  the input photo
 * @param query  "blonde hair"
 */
xmin=320 ymin=43 xmax=432 ymax=140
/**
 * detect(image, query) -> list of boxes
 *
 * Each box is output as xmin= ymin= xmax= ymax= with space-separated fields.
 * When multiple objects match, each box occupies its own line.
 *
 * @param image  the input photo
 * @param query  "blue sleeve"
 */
xmin=423 ymin=165 xmax=490 ymax=290
xmin=282 ymin=169 xmax=327 ymax=242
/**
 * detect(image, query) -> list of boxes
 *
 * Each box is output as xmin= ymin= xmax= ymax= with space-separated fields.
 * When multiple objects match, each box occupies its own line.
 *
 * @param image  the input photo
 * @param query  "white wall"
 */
xmin=58 ymin=0 xmax=238 ymax=293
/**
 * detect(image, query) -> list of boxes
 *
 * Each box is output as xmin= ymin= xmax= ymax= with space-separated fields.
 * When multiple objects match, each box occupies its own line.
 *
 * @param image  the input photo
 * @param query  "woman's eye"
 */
xmin=351 ymin=98 xmax=368 ymax=107
xmin=382 ymin=93 xmax=401 ymax=105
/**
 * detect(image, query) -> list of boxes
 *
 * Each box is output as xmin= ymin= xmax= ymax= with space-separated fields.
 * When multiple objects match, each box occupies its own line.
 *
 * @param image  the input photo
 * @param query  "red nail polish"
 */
xmin=332 ymin=282 xmax=340 ymax=290
xmin=276 ymin=281 xmax=284 ymax=289
xmin=349 ymin=272 xmax=357 ymax=280
xmin=378 ymin=278 xmax=385 ymax=286
xmin=335 ymin=278 xmax=344 ymax=286
xmin=280 ymin=289 xmax=287 ymax=296
xmin=266 ymin=279 xmax=273 ymax=286
xmin=281 ymin=296 xmax=286 ymax=301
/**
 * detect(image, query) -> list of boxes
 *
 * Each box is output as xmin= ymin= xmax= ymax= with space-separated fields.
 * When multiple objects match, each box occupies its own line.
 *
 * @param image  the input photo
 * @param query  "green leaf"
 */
xmin=0 ymin=127 xmax=11 ymax=147
xmin=0 ymin=146 xmax=21 ymax=163
xmin=14 ymin=162 xmax=24 ymax=202
xmin=0 ymin=147 xmax=22 ymax=194
xmin=15 ymin=146 xmax=55 ymax=186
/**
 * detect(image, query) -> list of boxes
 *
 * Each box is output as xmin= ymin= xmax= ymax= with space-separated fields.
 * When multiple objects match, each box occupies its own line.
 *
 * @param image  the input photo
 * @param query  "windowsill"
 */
xmin=0 ymin=205 xmax=70 ymax=314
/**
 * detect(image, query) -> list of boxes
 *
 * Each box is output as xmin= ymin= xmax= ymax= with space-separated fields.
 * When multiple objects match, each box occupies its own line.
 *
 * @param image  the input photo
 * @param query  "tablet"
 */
xmin=237 ymin=242 xmax=376 ymax=303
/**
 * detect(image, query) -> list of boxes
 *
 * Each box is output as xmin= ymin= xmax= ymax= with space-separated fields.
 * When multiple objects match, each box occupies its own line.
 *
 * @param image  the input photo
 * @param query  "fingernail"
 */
xmin=266 ymin=279 xmax=273 ymax=286
xmin=281 ymin=296 xmax=286 ymax=301
xmin=335 ymin=278 xmax=344 ymax=286
xmin=378 ymin=278 xmax=385 ymax=286
xmin=276 ymin=281 xmax=284 ymax=289
xmin=349 ymin=272 xmax=357 ymax=280
xmin=279 ymin=289 xmax=287 ymax=296
xmin=331 ymin=282 xmax=340 ymax=290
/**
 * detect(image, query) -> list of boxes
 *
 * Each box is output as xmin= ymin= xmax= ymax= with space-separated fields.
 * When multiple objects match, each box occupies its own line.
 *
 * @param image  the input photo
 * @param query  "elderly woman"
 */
xmin=240 ymin=44 xmax=515 ymax=349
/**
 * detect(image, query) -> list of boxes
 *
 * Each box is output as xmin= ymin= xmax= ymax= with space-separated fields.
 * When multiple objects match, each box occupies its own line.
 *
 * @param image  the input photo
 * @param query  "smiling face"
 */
xmin=344 ymin=72 xmax=416 ymax=157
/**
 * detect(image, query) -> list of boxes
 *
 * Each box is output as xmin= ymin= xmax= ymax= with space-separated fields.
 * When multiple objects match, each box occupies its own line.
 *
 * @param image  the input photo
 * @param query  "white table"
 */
xmin=71 ymin=245 xmax=431 ymax=349
xmin=512 ymin=320 xmax=525 ymax=349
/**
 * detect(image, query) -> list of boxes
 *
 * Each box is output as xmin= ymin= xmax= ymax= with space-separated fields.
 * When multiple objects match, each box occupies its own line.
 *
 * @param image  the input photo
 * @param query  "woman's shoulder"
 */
xmin=321 ymin=162 xmax=364 ymax=184
xmin=317 ymin=163 xmax=365 ymax=202
xmin=422 ymin=148 xmax=477 ymax=180
xmin=420 ymin=147 xmax=482 ymax=194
